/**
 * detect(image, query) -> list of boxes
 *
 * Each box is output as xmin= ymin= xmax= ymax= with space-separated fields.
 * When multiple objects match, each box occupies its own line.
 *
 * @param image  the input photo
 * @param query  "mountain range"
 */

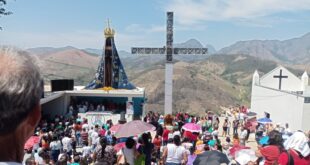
xmin=77 ymin=32 xmax=310 ymax=64
xmin=24 ymin=32 xmax=310 ymax=114
xmin=219 ymin=32 xmax=310 ymax=64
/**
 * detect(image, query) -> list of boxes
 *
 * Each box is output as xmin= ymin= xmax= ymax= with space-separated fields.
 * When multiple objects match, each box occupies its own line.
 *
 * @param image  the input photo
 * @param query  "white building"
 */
xmin=40 ymin=87 xmax=145 ymax=124
xmin=251 ymin=66 xmax=310 ymax=131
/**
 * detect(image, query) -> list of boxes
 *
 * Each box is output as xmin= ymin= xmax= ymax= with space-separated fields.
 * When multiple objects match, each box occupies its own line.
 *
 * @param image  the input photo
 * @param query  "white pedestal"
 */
xmin=165 ymin=63 xmax=173 ymax=115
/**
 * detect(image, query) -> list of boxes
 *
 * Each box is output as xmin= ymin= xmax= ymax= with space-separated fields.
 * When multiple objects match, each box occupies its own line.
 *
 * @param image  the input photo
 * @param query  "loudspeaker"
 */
xmin=51 ymin=79 xmax=74 ymax=92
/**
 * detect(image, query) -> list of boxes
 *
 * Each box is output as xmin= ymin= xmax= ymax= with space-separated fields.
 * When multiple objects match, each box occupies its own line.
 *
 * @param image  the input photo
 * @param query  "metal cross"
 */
xmin=106 ymin=19 xmax=111 ymax=28
xmin=273 ymin=69 xmax=288 ymax=90
xmin=131 ymin=12 xmax=208 ymax=115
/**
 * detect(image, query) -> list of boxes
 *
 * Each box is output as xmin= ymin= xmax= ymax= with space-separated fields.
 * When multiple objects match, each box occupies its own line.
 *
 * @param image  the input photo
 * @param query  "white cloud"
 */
xmin=165 ymin=0 xmax=310 ymax=25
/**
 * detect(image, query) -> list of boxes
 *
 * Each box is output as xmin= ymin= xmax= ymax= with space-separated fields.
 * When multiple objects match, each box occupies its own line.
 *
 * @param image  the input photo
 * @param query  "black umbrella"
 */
xmin=247 ymin=111 xmax=257 ymax=116
xmin=193 ymin=151 xmax=230 ymax=165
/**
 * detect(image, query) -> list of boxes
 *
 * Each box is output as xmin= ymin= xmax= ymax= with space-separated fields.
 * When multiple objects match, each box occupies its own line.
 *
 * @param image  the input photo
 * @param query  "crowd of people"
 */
xmin=20 ymin=110 xmax=310 ymax=165
xmin=1 ymin=48 xmax=310 ymax=165
xmin=67 ymin=100 xmax=126 ymax=115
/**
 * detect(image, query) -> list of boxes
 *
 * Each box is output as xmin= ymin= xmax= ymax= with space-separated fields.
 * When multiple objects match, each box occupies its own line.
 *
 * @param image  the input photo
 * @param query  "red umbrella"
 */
xmin=110 ymin=124 xmax=123 ymax=134
xmin=115 ymin=120 xmax=155 ymax=138
xmin=229 ymin=145 xmax=250 ymax=158
xmin=114 ymin=142 xmax=126 ymax=152
xmin=24 ymin=136 xmax=40 ymax=150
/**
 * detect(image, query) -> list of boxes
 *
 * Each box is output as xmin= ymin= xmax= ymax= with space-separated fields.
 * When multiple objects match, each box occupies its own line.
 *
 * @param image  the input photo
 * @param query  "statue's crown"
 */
xmin=104 ymin=20 xmax=115 ymax=38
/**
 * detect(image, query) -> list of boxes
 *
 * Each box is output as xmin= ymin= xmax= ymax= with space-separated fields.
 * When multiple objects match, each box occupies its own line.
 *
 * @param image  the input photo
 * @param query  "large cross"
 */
xmin=273 ymin=69 xmax=288 ymax=90
xmin=131 ymin=12 xmax=208 ymax=115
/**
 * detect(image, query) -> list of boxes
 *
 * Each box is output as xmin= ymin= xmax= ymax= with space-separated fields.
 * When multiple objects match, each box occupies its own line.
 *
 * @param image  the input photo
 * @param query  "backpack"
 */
xmin=285 ymin=150 xmax=294 ymax=165
xmin=273 ymin=149 xmax=294 ymax=165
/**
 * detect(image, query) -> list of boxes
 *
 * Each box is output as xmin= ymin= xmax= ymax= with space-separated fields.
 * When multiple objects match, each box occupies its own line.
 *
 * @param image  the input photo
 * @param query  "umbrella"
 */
xmin=247 ymin=111 xmax=257 ymax=116
xmin=24 ymin=136 xmax=40 ymax=150
xmin=110 ymin=124 xmax=123 ymax=134
xmin=257 ymin=117 xmax=272 ymax=124
xmin=182 ymin=123 xmax=202 ymax=133
xmin=229 ymin=145 xmax=250 ymax=158
xmin=113 ymin=142 xmax=125 ymax=152
xmin=114 ymin=120 xmax=155 ymax=138
xmin=193 ymin=150 xmax=230 ymax=165
xmin=235 ymin=149 xmax=257 ymax=165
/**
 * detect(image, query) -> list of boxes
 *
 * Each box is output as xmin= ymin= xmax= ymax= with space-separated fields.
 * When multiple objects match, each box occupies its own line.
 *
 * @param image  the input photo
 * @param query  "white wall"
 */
xmin=302 ymin=103 xmax=310 ymax=131
xmin=251 ymin=85 xmax=304 ymax=131
xmin=260 ymin=67 xmax=302 ymax=91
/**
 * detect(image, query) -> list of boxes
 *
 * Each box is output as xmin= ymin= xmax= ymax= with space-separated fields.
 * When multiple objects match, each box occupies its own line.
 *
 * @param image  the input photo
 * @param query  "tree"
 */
xmin=0 ymin=0 xmax=12 ymax=30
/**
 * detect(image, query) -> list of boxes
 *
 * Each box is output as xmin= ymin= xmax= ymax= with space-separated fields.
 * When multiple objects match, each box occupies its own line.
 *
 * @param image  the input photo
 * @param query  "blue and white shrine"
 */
xmin=40 ymin=25 xmax=145 ymax=124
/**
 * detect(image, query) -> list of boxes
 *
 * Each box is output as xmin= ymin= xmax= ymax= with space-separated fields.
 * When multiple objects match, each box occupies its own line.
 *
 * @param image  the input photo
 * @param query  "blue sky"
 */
xmin=1 ymin=0 xmax=310 ymax=51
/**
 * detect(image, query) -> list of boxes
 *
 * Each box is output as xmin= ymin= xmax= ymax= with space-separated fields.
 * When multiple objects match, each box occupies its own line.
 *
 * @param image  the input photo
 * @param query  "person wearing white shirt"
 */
xmin=83 ymin=105 xmax=88 ymax=112
xmin=79 ymin=105 xmax=85 ymax=113
xmin=96 ymin=105 xmax=101 ymax=111
xmin=227 ymin=120 xmax=231 ymax=136
xmin=82 ymin=141 xmax=92 ymax=158
xmin=284 ymin=123 xmax=291 ymax=135
xmin=34 ymin=150 xmax=44 ymax=165
xmin=181 ymin=138 xmax=193 ymax=155
xmin=88 ymin=127 xmax=94 ymax=143
xmin=117 ymin=138 xmax=136 ymax=165
xmin=239 ymin=127 xmax=248 ymax=146
xmin=212 ymin=128 xmax=219 ymax=138
xmin=91 ymin=130 xmax=99 ymax=150
xmin=62 ymin=134 xmax=73 ymax=155
xmin=162 ymin=135 xmax=188 ymax=164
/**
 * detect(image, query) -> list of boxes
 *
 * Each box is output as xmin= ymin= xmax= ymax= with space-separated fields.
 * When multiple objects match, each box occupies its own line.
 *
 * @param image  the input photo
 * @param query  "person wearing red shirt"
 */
xmin=153 ymin=134 xmax=162 ymax=161
xmin=162 ymin=127 xmax=170 ymax=145
xmin=99 ymin=126 xmax=106 ymax=136
xmin=153 ymin=134 xmax=162 ymax=148
xmin=278 ymin=131 xmax=310 ymax=165
xmin=278 ymin=149 xmax=310 ymax=165
xmin=81 ymin=128 xmax=89 ymax=143
xmin=183 ymin=131 xmax=198 ymax=142
xmin=256 ymin=130 xmax=284 ymax=165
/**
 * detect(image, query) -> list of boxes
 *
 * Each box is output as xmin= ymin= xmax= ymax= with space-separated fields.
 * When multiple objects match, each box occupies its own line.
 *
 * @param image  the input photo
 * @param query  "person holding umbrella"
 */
xmin=117 ymin=137 xmax=136 ymax=165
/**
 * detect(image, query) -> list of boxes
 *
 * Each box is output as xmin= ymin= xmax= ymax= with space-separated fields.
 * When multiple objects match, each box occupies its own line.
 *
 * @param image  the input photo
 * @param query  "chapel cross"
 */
xmin=273 ymin=69 xmax=288 ymax=90
xmin=131 ymin=12 xmax=208 ymax=115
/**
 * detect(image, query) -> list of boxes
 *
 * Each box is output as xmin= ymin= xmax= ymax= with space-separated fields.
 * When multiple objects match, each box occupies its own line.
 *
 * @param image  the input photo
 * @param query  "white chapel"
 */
xmin=251 ymin=66 xmax=310 ymax=131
